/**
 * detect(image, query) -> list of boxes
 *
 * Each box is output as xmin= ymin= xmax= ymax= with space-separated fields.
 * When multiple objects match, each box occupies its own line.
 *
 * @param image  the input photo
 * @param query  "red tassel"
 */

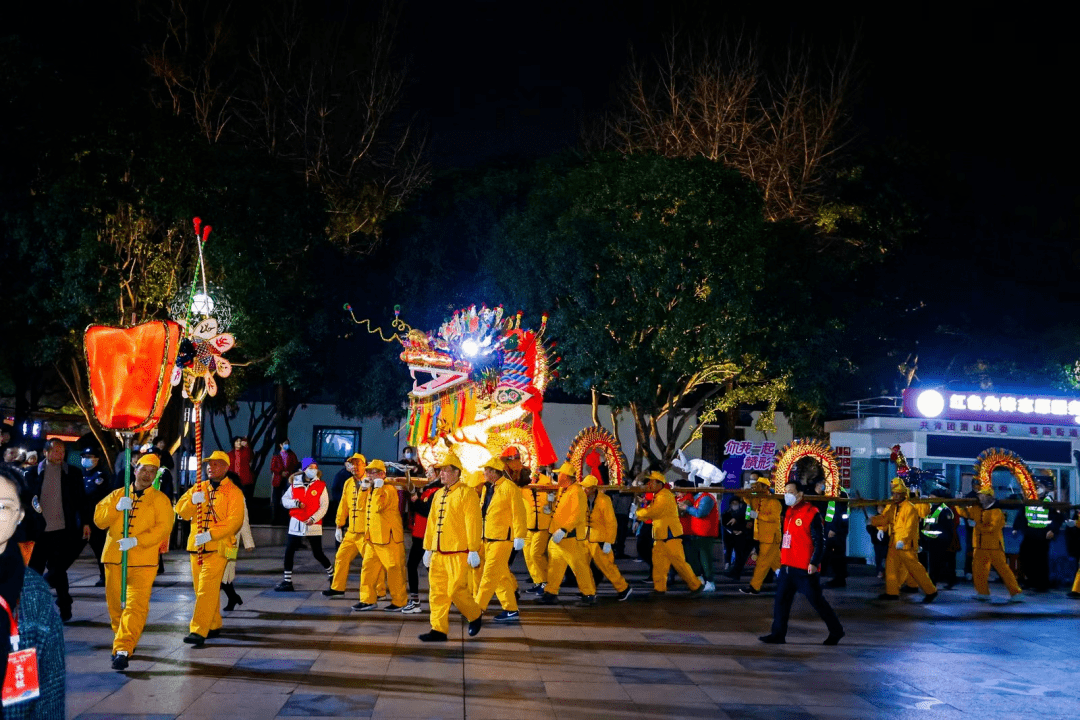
xmin=202 ymin=225 xmax=212 ymax=242
xmin=193 ymin=217 xmax=202 ymax=236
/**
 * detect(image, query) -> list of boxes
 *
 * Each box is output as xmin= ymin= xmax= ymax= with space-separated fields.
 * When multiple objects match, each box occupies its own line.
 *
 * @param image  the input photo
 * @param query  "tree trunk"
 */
xmin=273 ymin=383 xmax=291 ymax=448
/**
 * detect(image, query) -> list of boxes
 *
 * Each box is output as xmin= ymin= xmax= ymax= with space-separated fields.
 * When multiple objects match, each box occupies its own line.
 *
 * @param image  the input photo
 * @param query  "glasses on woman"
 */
xmin=0 ymin=499 xmax=20 ymax=521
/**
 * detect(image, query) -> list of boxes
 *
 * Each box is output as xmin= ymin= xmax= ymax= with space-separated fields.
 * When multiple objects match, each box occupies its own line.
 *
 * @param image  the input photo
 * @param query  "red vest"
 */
xmin=688 ymin=493 xmax=719 ymax=537
xmin=780 ymin=501 xmax=818 ymax=569
xmin=410 ymin=486 xmax=440 ymax=538
xmin=677 ymin=493 xmax=694 ymax=535
xmin=290 ymin=479 xmax=326 ymax=523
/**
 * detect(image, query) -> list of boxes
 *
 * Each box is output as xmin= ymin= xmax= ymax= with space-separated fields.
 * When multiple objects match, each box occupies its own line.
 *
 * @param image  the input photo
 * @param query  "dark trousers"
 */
xmin=770 ymin=566 xmax=843 ymax=640
xmin=1018 ymin=535 xmax=1051 ymax=591
xmin=822 ymin=533 xmax=848 ymax=580
xmin=271 ymin=484 xmax=288 ymax=525
xmin=725 ymin=535 xmax=753 ymax=580
xmin=614 ymin=514 xmax=630 ymax=558
xmin=241 ymin=482 xmax=256 ymax=506
xmin=636 ymin=529 xmax=654 ymax=569
xmin=406 ymin=536 xmax=425 ymax=595
xmin=922 ymin=543 xmax=955 ymax=587
xmin=76 ymin=526 xmax=109 ymax=581
xmin=29 ymin=529 xmax=79 ymax=609
xmin=284 ymin=534 xmax=331 ymax=571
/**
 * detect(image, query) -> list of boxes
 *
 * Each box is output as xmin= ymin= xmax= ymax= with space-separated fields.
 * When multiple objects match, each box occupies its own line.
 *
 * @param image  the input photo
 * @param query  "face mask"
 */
xmin=404 ymin=451 xmax=415 ymax=460
xmin=81 ymin=458 xmax=95 ymax=469
xmin=304 ymin=468 xmax=317 ymax=479
xmin=282 ymin=444 xmax=290 ymax=452
xmin=784 ymin=492 xmax=798 ymax=506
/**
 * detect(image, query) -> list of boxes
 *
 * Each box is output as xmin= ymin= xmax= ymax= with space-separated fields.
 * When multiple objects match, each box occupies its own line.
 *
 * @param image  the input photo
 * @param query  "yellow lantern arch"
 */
xmin=770 ymin=439 xmax=842 ymax=495
xmin=973 ymin=448 xmax=1038 ymax=500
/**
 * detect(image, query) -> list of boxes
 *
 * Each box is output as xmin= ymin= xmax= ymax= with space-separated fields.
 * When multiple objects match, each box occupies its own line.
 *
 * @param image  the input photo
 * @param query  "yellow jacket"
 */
xmin=522 ymin=475 xmax=554 ymax=531
xmin=424 ymin=482 xmax=482 ymax=553
xmin=336 ymin=478 xmax=371 ymax=534
xmin=480 ymin=477 xmax=527 ymax=541
xmin=585 ymin=491 xmax=617 ymax=544
xmin=636 ymin=487 xmax=683 ymax=540
xmin=955 ymin=504 xmax=1006 ymax=550
xmin=175 ymin=478 xmax=245 ymax=553
xmin=870 ymin=500 xmax=922 ymax=548
xmin=365 ymin=485 xmax=404 ymax=544
xmin=94 ymin=487 xmax=175 ymax=566
xmin=749 ymin=491 xmax=782 ymax=543
xmin=550 ymin=482 xmax=588 ymax=537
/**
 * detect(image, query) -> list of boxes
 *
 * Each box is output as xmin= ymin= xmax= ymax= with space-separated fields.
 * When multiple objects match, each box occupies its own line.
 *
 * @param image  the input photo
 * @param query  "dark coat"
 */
xmin=24 ymin=461 xmax=89 ymax=538
xmin=6 ymin=568 xmax=67 ymax=719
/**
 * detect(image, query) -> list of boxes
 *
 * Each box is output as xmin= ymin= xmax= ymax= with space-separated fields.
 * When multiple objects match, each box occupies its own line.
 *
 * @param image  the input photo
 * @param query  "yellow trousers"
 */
xmin=332 ymin=533 xmax=385 ymax=597
xmin=105 ymin=564 xmax=157 ymax=654
xmin=189 ymin=552 xmax=228 ymax=637
xmin=524 ymin=529 xmax=550 ymax=584
xmin=1072 ymin=568 xmax=1080 ymax=594
xmin=360 ymin=542 xmax=407 ymax=605
xmin=545 ymin=536 xmax=597 ymax=596
xmin=428 ymin=552 xmax=482 ymax=634
xmin=588 ymin=542 xmax=628 ymax=593
xmin=469 ymin=545 xmax=485 ymax=596
xmin=884 ymin=547 xmax=935 ymax=594
xmin=972 ymin=548 xmax=1021 ymax=596
xmin=749 ymin=541 xmax=781 ymax=590
xmin=652 ymin=538 xmax=702 ymax=593
xmin=475 ymin=540 xmax=518 ymax=611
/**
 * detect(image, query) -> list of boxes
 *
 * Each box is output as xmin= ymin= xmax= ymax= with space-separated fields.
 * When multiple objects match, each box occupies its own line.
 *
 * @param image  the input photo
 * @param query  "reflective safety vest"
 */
xmin=824 ymin=489 xmax=849 ymax=523
xmin=1025 ymin=500 xmax=1051 ymax=528
xmin=922 ymin=504 xmax=947 ymax=538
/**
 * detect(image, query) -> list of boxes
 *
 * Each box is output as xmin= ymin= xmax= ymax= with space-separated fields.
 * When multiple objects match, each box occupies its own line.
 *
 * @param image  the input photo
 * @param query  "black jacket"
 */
xmin=24 ymin=460 xmax=89 ymax=538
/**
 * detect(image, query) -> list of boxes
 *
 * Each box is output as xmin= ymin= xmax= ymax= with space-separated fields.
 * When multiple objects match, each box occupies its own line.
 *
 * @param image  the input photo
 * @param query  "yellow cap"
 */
xmin=348 ymin=452 xmax=366 ymax=463
xmin=580 ymin=475 xmax=599 ymax=488
xmin=435 ymin=451 xmax=463 ymax=471
xmin=977 ymin=483 xmax=995 ymax=497
xmin=136 ymin=453 xmax=160 ymax=468
xmin=755 ymin=474 xmax=771 ymax=485
xmin=202 ymin=450 xmax=231 ymax=464
xmin=890 ymin=477 xmax=909 ymax=495
xmin=557 ymin=461 xmax=577 ymax=478
xmin=645 ymin=470 xmax=666 ymax=484
xmin=465 ymin=471 xmax=487 ymax=488
xmin=482 ymin=457 xmax=506 ymax=473
xmin=367 ymin=459 xmax=386 ymax=472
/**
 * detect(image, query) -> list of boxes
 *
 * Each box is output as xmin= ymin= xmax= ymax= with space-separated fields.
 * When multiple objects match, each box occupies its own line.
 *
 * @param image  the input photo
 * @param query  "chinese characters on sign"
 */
xmin=723 ymin=440 xmax=776 ymax=471
xmin=917 ymin=420 xmax=1080 ymax=438
xmin=835 ymin=446 xmax=851 ymax=488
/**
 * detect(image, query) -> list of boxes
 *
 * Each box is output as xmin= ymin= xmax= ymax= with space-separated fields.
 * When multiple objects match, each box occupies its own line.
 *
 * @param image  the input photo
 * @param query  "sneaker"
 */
xmin=418 ymin=630 xmax=448 ymax=642
xmin=702 ymin=581 xmax=716 ymax=593
xmin=972 ymin=594 xmax=991 ymax=602
xmin=537 ymin=592 xmax=558 ymax=605
xmin=922 ymin=591 xmax=939 ymax=604
xmin=401 ymin=600 xmax=423 ymax=614
xmin=1008 ymin=593 xmax=1024 ymax=603
xmin=274 ymin=580 xmax=295 ymax=592
xmin=494 ymin=610 xmax=519 ymax=622
xmin=616 ymin=587 xmax=634 ymax=602
xmin=526 ymin=583 xmax=544 ymax=593
xmin=823 ymin=631 xmax=845 ymax=646
xmin=111 ymin=651 xmax=129 ymax=670
xmin=739 ymin=586 xmax=759 ymax=595
xmin=759 ymin=634 xmax=785 ymax=644
xmin=384 ymin=604 xmax=404 ymax=612
xmin=467 ymin=616 xmax=483 ymax=636
xmin=877 ymin=593 xmax=899 ymax=600
xmin=352 ymin=602 xmax=377 ymax=611
xmin=322 ymin=589 xmax=345 ymax=597
xmin=182 ymin=633 xmax=205 ymax=648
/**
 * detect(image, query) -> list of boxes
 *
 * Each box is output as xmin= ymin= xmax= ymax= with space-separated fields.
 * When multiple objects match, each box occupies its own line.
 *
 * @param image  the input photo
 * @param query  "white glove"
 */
xmin=513 ymin=538 xmax=525 ymax=551
xmin=191 ymin=491 xmax=206 ymax=504
xmin=1066 ymin=519 xmax=1077 ymax=528
xmin=551 ymin=529 xmax=566 ymax=544
xmin=423 ymin=550 xmax=432 ymax=568
xmin=194 ymin=531 xmax=212 ymax=547
xmin=117 ymin=537 xmax=138 ymax=551
xmin=895 ymin=540 xmax=905 ymax=550
xmin=602 ymin=542 xmax=612 ymax=554
xmin=876 ymin=530 xmax=885 ymax=541
xmin=546 ymin=492 xmax=556 ymax=502
xmin=467 ymin=550 xmax=481 ymax=568
xmin=115 ymin=496 xmax=133 ymax=511
xmin=749 ymin=510 xmax=758 ymax=519
xmin=374 ymin=477 xmax=384 ymax=488
xmin=541 ymin=507 xmax=552 ymax=515
xmin=335 ymin=527 xmax=344 ymax=543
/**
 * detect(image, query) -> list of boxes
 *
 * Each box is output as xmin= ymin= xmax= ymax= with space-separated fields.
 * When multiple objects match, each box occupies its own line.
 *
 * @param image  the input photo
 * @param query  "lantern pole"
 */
xmin=120 ymin=431 xmax=132 ymax=609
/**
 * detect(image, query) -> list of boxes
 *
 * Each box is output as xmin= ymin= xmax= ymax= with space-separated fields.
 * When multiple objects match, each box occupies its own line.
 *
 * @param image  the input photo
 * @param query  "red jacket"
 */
xmin=780 ymin=501 xmax=824 ymax=570
xmin=688 ymin=493 xmax=719 ymax=538
xmin=229 ymin=447 xmax=254 ymax=486
xmin=270 ymin=450 xmax=300 ymax=488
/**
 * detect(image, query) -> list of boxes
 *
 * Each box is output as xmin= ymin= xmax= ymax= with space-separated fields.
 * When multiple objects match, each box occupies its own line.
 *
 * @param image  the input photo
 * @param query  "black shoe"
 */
xmin=352 ymin=602 xmax=377 ymax=611
xmin=206 ymin=629 xmax=222 ymax=639
xmin=899 ymin=585 xmax=919 ymax=594
xmin=182 ymin=633 xmax=206 ymax=647
xmin=467 ymin=616 xmax=483 ymax=636
xmin=739 ymin=586 xmax=759 ymax=595
xmin=759 ymin=634 xmax=785 ymax=644
xmin=824 ymin=579 xmax=846 ymax=588
xmin=418 ymin=630 xmax=448 ymax=642
xmin=616 ymin=587 xmax=634 ymax=602
xmin=384 ymin=604 xmax=404 ymax=612
xmin=494 ymin=610 xmax=519 ymax=622
xmin=111 ymin=652 xmax=129 ymax=670
xmin=537 ymin=592 xmax=558 ymax=605
xmin=578 ymin=595 xmax=596 ymax=606
xmin=922 ymin=591 xmax=939 ymax=604
xmin=877 ymin=593 xmax=900 ymax=600
xmin=322 ymin=589 xmax=345 ymax=597
xmin=1067 ymin=591 xmax=1080 ymax=600
xmin=529 ymin=583 xmax=547 ymax=595
xmin=274 ymin=580 xmax=295 ymax=592
xmin=823 ymin=631 xmax=845 ymax=646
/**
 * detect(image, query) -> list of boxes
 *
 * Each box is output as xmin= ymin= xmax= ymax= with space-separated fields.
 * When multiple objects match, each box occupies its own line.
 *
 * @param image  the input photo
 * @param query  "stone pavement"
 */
xmin=60 ymin=528 xmax=1080 ymax=719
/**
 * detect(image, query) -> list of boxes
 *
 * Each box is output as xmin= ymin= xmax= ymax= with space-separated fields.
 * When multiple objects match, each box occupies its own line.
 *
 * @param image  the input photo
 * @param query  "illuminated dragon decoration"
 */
xmin=771 ymin=439 xmax=841 ymax=495
xmin=972 ymin=448 xmax=1037 ymax=499
xmin=890 ymin=444 xmax=946 ymax=495
xmin=566 ymin=426 xmax=626 ymax=486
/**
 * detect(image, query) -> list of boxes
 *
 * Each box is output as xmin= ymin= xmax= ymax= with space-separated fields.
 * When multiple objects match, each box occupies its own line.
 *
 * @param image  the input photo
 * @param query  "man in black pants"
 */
xmin=1013 ymin=477 xmax=1063 ymax=593
xmin=759 ymin=480 xmax=844 ymax=646
xmin=721 ymin=497 xmax=754 ymax=581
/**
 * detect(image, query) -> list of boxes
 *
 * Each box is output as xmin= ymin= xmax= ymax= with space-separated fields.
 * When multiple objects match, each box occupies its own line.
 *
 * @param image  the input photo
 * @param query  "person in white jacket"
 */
xmin=275 ymin=458 xmax=333 ymax=591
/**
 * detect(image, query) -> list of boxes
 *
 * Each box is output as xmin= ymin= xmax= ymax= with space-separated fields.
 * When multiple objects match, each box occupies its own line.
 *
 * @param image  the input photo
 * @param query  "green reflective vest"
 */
xmin=824 ymin=489 xmax=848 ymax=523
xmin=922 ymin=504 xmax=947 ymax=538
xmin=1025 ymin=499 xmax=1051 ymax=528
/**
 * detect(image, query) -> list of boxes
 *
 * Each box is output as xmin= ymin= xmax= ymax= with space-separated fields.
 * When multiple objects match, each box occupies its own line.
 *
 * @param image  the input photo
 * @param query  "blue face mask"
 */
xmin=282 ymin=444 xmax=290 ymax=452
xmin=81 ymin=458 xmax=95 ymax=469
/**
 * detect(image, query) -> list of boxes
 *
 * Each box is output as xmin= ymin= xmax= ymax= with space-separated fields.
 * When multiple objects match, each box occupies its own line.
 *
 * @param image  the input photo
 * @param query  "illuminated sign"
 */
xmin=903 ymin=388 xmax=1080 ymax=426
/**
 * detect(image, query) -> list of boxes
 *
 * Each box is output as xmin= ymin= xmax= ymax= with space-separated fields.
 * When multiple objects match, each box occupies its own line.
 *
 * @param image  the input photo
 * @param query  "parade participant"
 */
xmin=813 ymin=477 xmax=849 ymax=589
xmin=269 ymin=439 xmax=300 ymax=525
xmin=221 ymin=470 xmax=254 ymax=612
xmin=404 ymin=467 xmax=439 ymax=614
xmin=920 ymin=488 xmax=956 ymax=589
xmin=474 ymin=457 xmax=527 ymax=621
xmin=324 ymin=454 xmax=386 ymax=599
xmin=581 ymin=474 xmax=632 ymax=601
xmin=636 ymin=471 xmax=704 ymax=595
xmin=80 ymin=446 xmax=115 ymax=587
xmin=419 ymin=451 xmax=484 ymax=642
xmin=499 ymin=447 xmax=529 ymax=568
xmin=1067 ymin=511 xmax=1080 ymax=599
xmin=759 ymin=480 xmax=844 ymax=645
xmin=722 ymin=496 xmax=754 ymax=581
xmin=538 ymin=462 xmax=598 ymax=605
xmin=94 ymin=452 xmax=174 ymax=669
xmin=679 ymin=481 xmax=719 ymax=592
xmin=1011 ymin=476 xmax=1062 ymax=593
xmin=174 ymin=450 xmax=245 ymax=647
xmin=519 ymin=454 xmax=554 ymax=593
xmin=740 ymin=473 xmax=782 ymax=595
xmin=956 ymin=485 xmax=1023 ymax=602
xmin=870 ymin=478 xmax=938 ymax=602
xmin=354 ymin=459 xmax=408 ymax=611
xmin=276 ymin=458 xmax=333 ymax=591
xmin=464 ymin=472 xmax=489 ymax=595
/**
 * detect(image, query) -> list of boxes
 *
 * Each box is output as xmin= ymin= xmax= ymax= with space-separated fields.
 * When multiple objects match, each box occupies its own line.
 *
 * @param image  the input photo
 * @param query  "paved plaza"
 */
xmin=60 ymin=527 xmax=1080 ymax=720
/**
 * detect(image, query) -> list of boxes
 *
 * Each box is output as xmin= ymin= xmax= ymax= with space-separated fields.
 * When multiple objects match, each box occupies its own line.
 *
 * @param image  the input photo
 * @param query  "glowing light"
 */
xmin=461 ymin=339 xmax=479 ymax=357
xmin=917 ymin=390 xmax=945 ymax=417
xmin=191 ymin=293 xmax=215 ymax=315
xmin=1051 ymin=399 xmax=1068 ymax=416
xmin=1017 ymin=398 xmax=1034 ymax=413
xmin=984 ymin=395 xmax=1000 ymax=411
xmin=949 ymin=394 xmax=966 ymax=410
xmin=966 ymin=395 xmax=983 ymax=411
xmin=1001 ymin=396 xmax=1017 ymax=412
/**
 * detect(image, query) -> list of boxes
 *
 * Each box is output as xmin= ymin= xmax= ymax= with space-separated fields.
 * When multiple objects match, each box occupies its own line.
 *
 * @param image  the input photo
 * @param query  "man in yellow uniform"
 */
xmin=636 ymin=471 xmax=704 ymax=595
xmin=956 ymin=485 xmax=1023 ymax=602
xmin=740 ymin=474 xmax=783 ymax=595
xmin=419 ymin=451 xmax=484 ymax=642
xmin=95 ymin=453 xmax=175 ymax=670
xmin=324 ymin=454 xmax=386 ymax=599
xmin=582 ymin=475 xmax=632 ymax=601
xmin=520 ymin=463 xmax=554 ymax=594
xmin=539 ymin=462 xmax=598 ymax=605
xmin=475 ymin=457 xmax=528 ymax=621
xmin=174 ymin=450 xmax=246 ymax=647
xmin=465 ymin=472 xmax=489 ymax=594
xmin=870 ymin=478 xmax=938 ymax=602
xmin=354 ymin=459 xmax=408 ymax=611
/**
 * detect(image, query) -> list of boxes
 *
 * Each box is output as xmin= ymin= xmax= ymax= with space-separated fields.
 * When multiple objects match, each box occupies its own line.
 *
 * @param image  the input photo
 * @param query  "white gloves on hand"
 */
xmin=602 ymin=542 xmax=612 ymax=554
xmin=546 ymin=492 xmax=556 ymax=502
xmin=551 ymin=529 xmax=566 ymax=544
xmin=335 ymin=527 xmax=344 ymax=543
xmin=1066 ymin=519 xmax=1077 ymax=528
xmin=117 ymin=537 xmax=138 ymax=551
xmin=115 ymin=496 xmax=133 ymax=512
xmin=191 ymin=491 xmax=206 ymax=504
xmin=423 ymin=550 xmax=433 ymax=568
xmin=194 ymin=531 xmax=212 ymax=547
xmin=513 ymin=538 xmax=525 ymax=551
xmin=542 ymin=507 xmax=552 ymax=515
xmin=467 ymin=550 xmax=481 ymax=568
xmin=374 ymin=477 xmax=384 ymax=488
xmin=895 ymin=540 xmax=905 ymax=550
xmin=876 ymin=530 xmax=885 ymax=541
xmin=749 ymin=510 xmax=758 ymax=519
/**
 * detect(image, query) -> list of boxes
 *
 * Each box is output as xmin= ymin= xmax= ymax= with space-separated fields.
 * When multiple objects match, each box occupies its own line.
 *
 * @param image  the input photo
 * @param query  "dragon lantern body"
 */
xmin=400 ymin=305 xmax=558 ymax=473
